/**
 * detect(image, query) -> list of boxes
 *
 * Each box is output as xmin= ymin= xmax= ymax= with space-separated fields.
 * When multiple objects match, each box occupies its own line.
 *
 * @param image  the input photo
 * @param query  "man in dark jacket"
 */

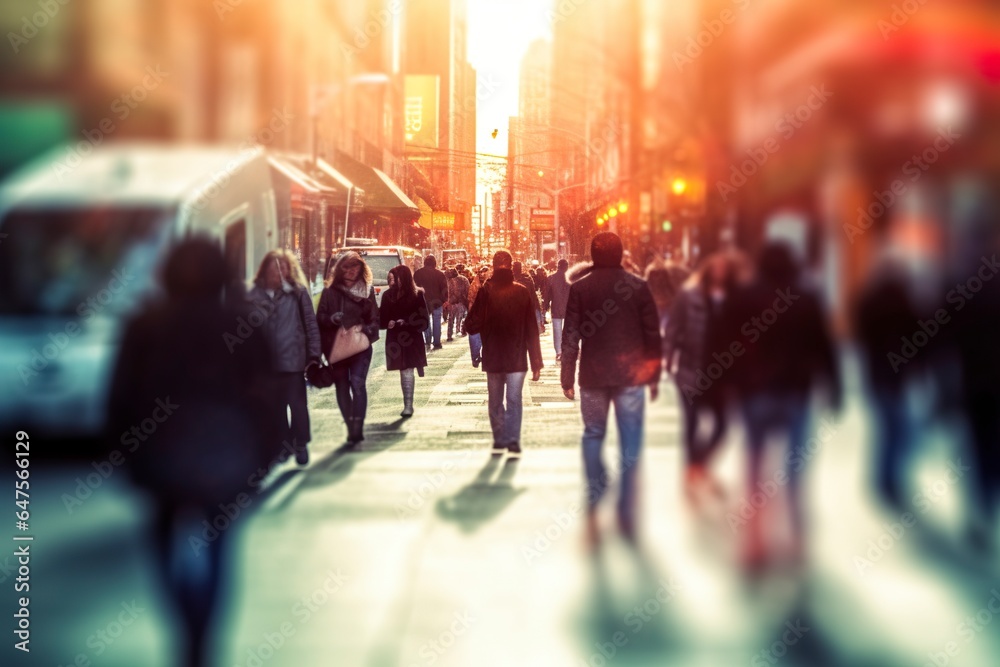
xmin=561 ymin=232 xmax=662 ymax=544
xmin=414 ymin=254 xmax=449 ymax=349
xmin=465 ymin=250 xmax=543 ymax=458
xmin=547 ymin=259 xmax=571 ymax=362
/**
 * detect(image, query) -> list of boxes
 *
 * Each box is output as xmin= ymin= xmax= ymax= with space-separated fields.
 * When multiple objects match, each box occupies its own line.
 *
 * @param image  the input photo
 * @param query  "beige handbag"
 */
xmin=328 ymin=324 xmax=370 ymax=364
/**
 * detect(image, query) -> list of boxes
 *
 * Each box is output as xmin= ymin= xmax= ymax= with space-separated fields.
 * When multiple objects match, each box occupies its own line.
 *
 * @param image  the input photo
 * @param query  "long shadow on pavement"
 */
xmin=435 ymin=455 xmax=525 ymax=534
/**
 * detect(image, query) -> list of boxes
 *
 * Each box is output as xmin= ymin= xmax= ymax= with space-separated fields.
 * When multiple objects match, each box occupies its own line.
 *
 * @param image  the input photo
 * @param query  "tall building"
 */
xmin=403 ymin=0 xmax=477 ymax=247
xmin=507 ymin=39 xmax=553 ymax=257
xmin=0 ymin=0 xmax=425 ymax=283
xmin=549 ymin=0 xmax=642 ymax=259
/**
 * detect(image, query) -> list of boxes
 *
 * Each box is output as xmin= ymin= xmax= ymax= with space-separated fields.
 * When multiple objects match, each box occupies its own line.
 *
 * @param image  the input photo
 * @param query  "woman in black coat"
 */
xmin=317 ymin=251 xmax=379 ymax=444
xmin=379 ymin=265 xmax=429 ymax=417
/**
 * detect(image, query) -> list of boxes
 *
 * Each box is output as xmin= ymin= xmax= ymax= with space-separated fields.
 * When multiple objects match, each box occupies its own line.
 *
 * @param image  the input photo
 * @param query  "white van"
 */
xmin=0 ymin=143 xmax=278 ymax=437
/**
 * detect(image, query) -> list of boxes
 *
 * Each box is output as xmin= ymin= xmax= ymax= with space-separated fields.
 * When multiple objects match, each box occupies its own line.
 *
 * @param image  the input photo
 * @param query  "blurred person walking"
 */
xmin=465 ymin=250 xmax=543 ymax=458
xmin=664 ymin=253 xmax=742 ymax=499
xmin=318 ymin=252 xmax=380 ymax=445
xmin=854 ymin=252 xmax=923 ymax=511
xmin=727 ymin=242 xmax=841 ymax=566
xmin=247 ymin=249 xmax=322 ymax=465
xmin=951 ymin=219 xmax=1000 ymax=552
xmin=513 ymin=260 xmax=544 ymax=333
xmin=645 ymin=258 xmax=689 ymax=335
xmin=534 ymin=265 xmax=550 ymax=324
xmin=107 ymin=238 xmax=278 ymax=667
xmin=547 ymin=259 xmax=571 ymax=363
xmin=379 ymin=265 xmax=429 ymax=418
xmin=414 ymin=254 xmax=449 ymax=350
xmin=446 ymin=266 xmax=470 ymax=341
xmin=465 ymin=265 xmax=491 ymax=368
xmin=561 ymin=232 xmax=663 ymax=545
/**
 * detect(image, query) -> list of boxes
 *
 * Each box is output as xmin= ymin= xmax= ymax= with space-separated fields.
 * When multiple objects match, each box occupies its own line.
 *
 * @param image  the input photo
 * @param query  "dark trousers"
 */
xmin=967 ymin=394 xmax=1000 ymax=522
xmin=333 ymin=347 xmax=373 ymax=423
xmin=153 ymin=505 xmax=227 ymax=667
xmin=273 ymin=372 xmax=310 ymax=451
xmin=679 ymin=389 xmax=728 ymax=467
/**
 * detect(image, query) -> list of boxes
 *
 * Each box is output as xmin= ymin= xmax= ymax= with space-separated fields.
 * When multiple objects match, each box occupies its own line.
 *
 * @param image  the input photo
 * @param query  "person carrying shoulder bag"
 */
xmin=317 ymin=251 xmax=380 ymax=445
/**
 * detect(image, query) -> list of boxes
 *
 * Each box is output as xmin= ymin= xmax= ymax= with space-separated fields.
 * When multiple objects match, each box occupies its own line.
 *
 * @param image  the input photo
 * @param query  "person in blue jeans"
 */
xmin=464 ymin=251 xmax=542 ymax=458
xmin=414 ymin=254 xmax=449 ymax=350
xmin=726 ymin=242 xmax=841 ymax=567
xmin=465 ymin=266 xmax=491 ymax=367
xmin=561 ymin=232 xmax=663 ymax=546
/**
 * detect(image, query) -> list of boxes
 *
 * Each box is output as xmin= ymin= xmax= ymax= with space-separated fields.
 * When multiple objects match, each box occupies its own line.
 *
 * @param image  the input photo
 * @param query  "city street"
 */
xmin=17 ymin=328 xmax=1000 ymax=667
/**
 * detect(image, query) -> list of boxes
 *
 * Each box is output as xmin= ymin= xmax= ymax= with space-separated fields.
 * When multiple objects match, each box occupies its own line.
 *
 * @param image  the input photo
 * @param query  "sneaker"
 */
xmin=491 ymin=443 xmax=506 ymax=456
xmin=506 ymin=442 xmax=522 ymax=458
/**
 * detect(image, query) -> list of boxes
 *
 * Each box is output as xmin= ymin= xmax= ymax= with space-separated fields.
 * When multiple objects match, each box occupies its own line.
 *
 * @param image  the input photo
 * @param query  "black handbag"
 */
xmin=306 ymin=362 xmax=336 ymax=388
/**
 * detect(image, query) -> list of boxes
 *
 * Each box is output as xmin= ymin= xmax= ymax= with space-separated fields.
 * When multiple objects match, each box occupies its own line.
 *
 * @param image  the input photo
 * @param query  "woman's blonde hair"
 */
xmin=327 ymin=250 xmax=373 ymax=288
xmin=254 ymin=249 xmax=308 ymax=288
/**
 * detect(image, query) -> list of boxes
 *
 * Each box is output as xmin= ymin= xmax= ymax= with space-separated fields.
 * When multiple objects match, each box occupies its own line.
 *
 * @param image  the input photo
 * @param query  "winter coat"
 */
xmin=414 ymin=266 xmax=449 ymax=310
xmin=664 ymin=283 xmax=732 ymax=398
xmin=107 ymin=296 xmax=279 ymax=507
xmin=316 ymin=281 xmax=380 ymax=362
xmin=513 ymin=271 xmax=541 ymax=313
xmin=379 ymin=286 xmax=429 ymax=372
xmin=464 ymin=268 xmax=542 ymax=374
xmin=246 ymin=284 xmax=322 ymax=373
xmin=645 ymin=263 xmax=688 ymax=321
xmin=854 ymin=271 xmax=921 ymax=393
xmin=547 ymin=269 xmax=571 ymax=319
xmin=726 ymin=277 xmax=841 ymax=401
xmin=447 ymin=274 xmax=470 ymax=308
xmin=560 ymin=263 xmax=662 ymax=389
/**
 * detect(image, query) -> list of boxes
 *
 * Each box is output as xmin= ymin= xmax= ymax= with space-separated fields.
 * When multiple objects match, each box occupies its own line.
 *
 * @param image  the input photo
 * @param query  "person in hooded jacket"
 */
xmin=379 ymin=264 xmax=429 ymax=417
xmin=318 ymin=251 xmax=380 ymax=444
xmin=247 ymin=249 xmax=322 ymax=465
xmin=561 ymin=232 xmax=662 ymax=545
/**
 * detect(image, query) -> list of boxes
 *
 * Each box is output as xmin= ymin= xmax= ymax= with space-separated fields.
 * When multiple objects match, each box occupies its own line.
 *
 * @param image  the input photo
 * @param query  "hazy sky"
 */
xmin=467 ymin=0 xmax=553 ymax=198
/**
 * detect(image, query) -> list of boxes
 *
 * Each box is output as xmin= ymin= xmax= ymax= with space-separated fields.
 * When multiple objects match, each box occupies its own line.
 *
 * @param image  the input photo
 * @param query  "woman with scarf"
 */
xmin=317 ymin=252 xmax=380 ymax=444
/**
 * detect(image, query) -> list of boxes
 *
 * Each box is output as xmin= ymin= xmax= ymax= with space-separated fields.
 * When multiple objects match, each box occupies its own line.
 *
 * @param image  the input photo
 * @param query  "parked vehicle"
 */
xmin=0 ymin=143 xmax=278 ymax=437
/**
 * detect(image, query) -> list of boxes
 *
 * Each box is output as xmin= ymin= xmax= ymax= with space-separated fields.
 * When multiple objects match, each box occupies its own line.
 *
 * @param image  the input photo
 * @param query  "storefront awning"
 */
xmin=268 ymin=153 xmax=359 ymax=207
xmin=330 ymin=151 xmax=421 ymax=221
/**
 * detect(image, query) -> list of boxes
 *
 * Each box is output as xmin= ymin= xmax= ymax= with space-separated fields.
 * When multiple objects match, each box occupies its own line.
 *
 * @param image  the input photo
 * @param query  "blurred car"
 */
xmin=0 ymin=143 xmax=278 ymax=438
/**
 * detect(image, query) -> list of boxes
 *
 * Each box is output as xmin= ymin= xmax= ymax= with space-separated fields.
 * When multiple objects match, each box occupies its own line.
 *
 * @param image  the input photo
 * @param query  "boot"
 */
xmin=348 ymin=417 xmax=365 ymax=444
xmin=400 ymin=370 xmax=415 ymax=418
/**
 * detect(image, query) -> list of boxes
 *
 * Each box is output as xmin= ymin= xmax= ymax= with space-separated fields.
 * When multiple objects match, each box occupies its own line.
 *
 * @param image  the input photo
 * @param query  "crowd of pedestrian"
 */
xmin=103 ymin=224 xmax=1000 ymax=664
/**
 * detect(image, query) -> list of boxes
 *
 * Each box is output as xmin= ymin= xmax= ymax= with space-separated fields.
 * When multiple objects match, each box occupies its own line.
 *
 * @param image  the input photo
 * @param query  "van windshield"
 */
xmin=0 ymin=206 xmax=171 ymax=316
xmin=362 ymin=254 xmax=401 ymax=286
